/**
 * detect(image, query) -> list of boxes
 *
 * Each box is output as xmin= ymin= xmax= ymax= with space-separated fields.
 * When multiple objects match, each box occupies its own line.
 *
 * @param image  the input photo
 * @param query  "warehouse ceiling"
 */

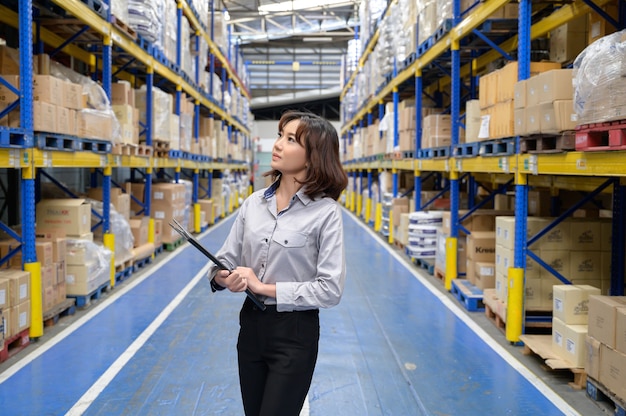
xmin=219 ymin=0 xmax=360 ymax=118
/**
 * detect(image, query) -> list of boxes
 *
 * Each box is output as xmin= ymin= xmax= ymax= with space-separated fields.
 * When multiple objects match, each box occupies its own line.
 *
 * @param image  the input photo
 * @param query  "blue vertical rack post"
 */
xmin=366 ymin=110 xmax=373 ymax=224
xmin=414 ymin=70 xmax=423 ymax=210
xmin=145 ymin=70 xmax=154 ymax=245
xmin=507 ymin=0 xmax=532 ymax=343
xmin=102 ymin=20 xmax=115 ymax=287
xmin=19 ymin=0 xmax=43 ymax=338
xmin=445 ymin=0 xmax=461 ymax=292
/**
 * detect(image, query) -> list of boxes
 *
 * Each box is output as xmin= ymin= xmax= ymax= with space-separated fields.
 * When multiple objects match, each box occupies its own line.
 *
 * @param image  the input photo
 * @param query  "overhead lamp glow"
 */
xmin=302 ymin=37 xmax=333 ymax=42
xmin=258 ymin=0 xmax=351 ymax=14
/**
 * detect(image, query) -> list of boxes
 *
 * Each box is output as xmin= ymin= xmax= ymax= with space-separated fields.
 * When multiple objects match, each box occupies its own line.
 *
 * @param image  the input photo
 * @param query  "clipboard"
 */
xmin=169 ymin=218 xmax=266 ymax=311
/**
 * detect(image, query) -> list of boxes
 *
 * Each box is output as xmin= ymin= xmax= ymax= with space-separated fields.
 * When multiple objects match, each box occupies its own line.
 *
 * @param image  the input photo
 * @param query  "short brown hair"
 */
xmin=265 ymin=110 xmax=348 ymax=200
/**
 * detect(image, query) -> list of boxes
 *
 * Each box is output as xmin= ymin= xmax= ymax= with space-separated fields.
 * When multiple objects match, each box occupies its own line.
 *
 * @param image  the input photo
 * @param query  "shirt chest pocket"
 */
xmin=273 ymin=230 xmax=308 ymax=248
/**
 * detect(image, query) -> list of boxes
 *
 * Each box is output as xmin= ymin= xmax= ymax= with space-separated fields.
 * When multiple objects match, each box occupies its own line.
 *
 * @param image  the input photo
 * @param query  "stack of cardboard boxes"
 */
xmin=551 ymin=285 xmax=600 ymax=367
xmin=0 ymin=47 xmax=117 ymax=140
xmin=35 ymin=198 xmax=112 ymax=297
xmin=514 ymin=69 xmax=577 ymax=137
xmin=495 ymin=216 xmax=612 ymax=310
xmin=0 ymin=269 xmax=31 ymax=343
xmin=586 ymin=295 xmax=626 ymax=401
xmin=479 ymin=61 xmax=561 ymax=140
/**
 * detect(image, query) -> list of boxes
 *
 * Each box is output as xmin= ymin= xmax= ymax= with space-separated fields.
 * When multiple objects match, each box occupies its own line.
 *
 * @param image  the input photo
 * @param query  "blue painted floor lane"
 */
xmin=0 ymin=211 xmax=593 ymax=414
xmin=0 ymin=227 xmax=218 ymax=415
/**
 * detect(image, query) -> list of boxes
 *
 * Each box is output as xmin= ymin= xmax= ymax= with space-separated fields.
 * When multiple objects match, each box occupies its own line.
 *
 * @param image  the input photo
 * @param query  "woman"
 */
xmin=208 ymin=110 xmax=349 ymax=415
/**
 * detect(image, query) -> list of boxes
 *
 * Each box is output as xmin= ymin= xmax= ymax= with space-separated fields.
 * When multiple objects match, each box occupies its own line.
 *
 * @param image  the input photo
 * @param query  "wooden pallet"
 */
xmin=43 ymin=298 xmax=76 ymax=327
xmin=115 ymin=257 xmax=134 ymax=282
xmin=434 ymin=266 xmax=445 ymax=283
xmin=519 ymin=334 xmax=587 ymax=390
xmin=132 ymin=255 xmax=153 ymax=272
xmin=483 ymin=289 xmax=553 ymax=335
xmin=111 ymin=15 xmax=137 ymax=40
xmin=576 ymin=119 xmax=626 ymax=151
xmin=0 ymin=328 xmax=30 ymax=363
xmin=478 ymin=138 xmax=516 ymax=157
xmin=520 ymin=131 xmax=575 ymax=153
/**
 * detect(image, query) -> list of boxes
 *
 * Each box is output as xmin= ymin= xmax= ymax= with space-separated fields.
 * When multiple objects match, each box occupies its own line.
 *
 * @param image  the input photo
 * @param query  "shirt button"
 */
xmin=262 ymin=264 xmax=265 ymax=268
xmin=284 ymin=240 xmax=288 ymax=244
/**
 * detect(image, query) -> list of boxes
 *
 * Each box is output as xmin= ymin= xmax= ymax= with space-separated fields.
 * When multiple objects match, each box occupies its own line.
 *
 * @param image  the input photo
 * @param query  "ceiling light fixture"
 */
xmin=258 ymin=0 xmax=352 ymax=14
xmin=302 ymin=37 xmax=334 ymax=42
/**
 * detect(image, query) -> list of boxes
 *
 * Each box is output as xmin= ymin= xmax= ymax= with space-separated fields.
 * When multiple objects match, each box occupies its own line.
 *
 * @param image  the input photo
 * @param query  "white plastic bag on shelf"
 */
xmin=50 ymin=61 xmax=122 ymax=143
xmin=66 ymin=239 xmax=113 ymax=287
xmin=88 ymin=199 xmax=134 ymax=263
xmin=573 ymin=29 xmax=626 ymax=124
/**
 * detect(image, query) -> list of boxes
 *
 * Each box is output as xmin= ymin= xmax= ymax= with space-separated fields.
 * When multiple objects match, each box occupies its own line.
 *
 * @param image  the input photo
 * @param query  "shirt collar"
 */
xmin=263 ymin=176 xmax=313 ymax=206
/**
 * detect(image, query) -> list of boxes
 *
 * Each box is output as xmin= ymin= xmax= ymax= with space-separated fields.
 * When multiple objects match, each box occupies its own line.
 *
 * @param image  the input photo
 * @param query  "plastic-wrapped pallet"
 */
xmin=128 ymin=0 xmax=164 ymax=45
xmin=380 ymin=193 xmax=394 ymax=237
xmin=89 ymin=199 xmax=134 ymax=264
xmin=406 ymin=211 xmax=442 ymax=259
xmin=65 ymin=239 xmax=112 ymax=296
xmin=573 ymin=29 xmax=626 ymax=124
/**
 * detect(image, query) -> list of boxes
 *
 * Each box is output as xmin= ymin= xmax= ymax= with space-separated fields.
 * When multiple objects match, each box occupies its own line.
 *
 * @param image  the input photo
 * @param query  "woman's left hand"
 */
xmin=234 ymin=267 xmax=262 ymax=293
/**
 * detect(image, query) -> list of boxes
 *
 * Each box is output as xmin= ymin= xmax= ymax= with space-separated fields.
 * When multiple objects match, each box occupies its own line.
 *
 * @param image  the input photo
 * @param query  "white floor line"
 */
xmin=65 ymin=263 xmax=211 ymax=415
xmin=348 ymin=211 xmax=581 ymax=416
xmin=0 ymin=218 xmax=230 ymax=385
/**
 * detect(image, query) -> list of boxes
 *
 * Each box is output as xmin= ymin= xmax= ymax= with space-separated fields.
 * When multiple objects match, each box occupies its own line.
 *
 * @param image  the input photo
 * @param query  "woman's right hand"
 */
xmin=214 ymin=269 xmax=248 ymax=293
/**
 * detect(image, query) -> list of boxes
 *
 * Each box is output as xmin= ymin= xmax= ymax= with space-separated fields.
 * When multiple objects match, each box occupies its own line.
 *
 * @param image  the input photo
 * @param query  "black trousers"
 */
xmin=237 ymin=298 xmax=320 ymax=416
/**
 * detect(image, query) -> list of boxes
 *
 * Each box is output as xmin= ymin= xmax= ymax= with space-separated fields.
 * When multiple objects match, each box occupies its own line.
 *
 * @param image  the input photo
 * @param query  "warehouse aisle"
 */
xmin=0 ymin=210 xmax=593 ymax=415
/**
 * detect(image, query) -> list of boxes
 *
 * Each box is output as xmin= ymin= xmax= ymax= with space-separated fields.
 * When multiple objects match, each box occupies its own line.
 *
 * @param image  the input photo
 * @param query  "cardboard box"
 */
xmin=198 ymin=200 xmax=214 ymax=224
xmin=589 ymin=2 xmax=619 ymax=44
xmin=514 ymin=80 xmax=527 ymax=109
xmin=616 ymin=307 xmax=626 ymax=355
xmin=2 ymin=269 xmax=30 ymax=307
xmin=474 ymin=261 xmax=495 ymax=290
xmin=129 ymin=216 xmax=150 ymax=248
xmin=569 ymin=220 xmax=602 ymax=250
xmin=0 ymin=46 xmax=20 ymax=74
xmin=588 ymin=295 xmax=626 ymax=348
xmin=514 ymin=108 xmax=526 ymax=136
xmin=495 ymin=216 xmax=548 ymax=250
xmin=65 ymin=261 xmax=103 ymax=295
xmin=33 ymin=75 xmax=63 ymax=105
xmin=35 ymin=241 xmax=53 ymax=266
xmin=585 ymin=335 xmax=602 ymax=380
xmin=537 ymin=69 xmax=574 ymax=105
xmin=56 ymin=106 xmax=73 ymax=136
xmin=563 ymin=322 xmax=588 ymax=367
xmin=553 ymin=284 xmax=601 ymax=325
xmin=37 ymin=199 xmax=92 ymax=236
xmin=525 ymin=104 xmax=541 ymax=135
xmin=599 ymin=344 xmax=626 ymax=401
xmin=76 ymin=110 xmax=114 ymax=141
xmin=63 ymin=81 xmax=83 ymax=110
xmin=569 ymin=251 xmax=602 ymax=281
xmin=541 ymin=220 xmax=571 ymax=250
xmin=540 ymin=100 xmax=576 ymax=134
xmin=552 ymin=316 xmax=566 ymax=355
xmin=0 ymin=278 xmax=8 ymax=309
xmin=14 ymin=300 xmax=30 ymax=333
xmin=550 ymin=28 xmax=587 ymax=64
xmin=111 ymin=82 xmax=135 ymax=106
xmin=540 ymin=250 xmax=571 ymax=279
xmin=466 ymin=231 xmax=496 ymax=262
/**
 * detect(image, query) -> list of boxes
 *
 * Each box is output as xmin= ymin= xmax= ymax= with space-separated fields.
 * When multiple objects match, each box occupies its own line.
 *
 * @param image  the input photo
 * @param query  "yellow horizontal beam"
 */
xmin=0 ymin=149 xmax=31 ymax=169
xmin=33 ymin=150 xmax=109 ymax=168
xmin=114 ymin=155 xmax=152 ymax=168
xmin=426 ymin=0 xmax=614 ymax=96
xmin=0 ymin=5 xmax=96 ymax=67
xmin=416 ymin=158 xmax=449 ymax=172
xmin=452 ymin=0 xmax=512 ymax=41
xmin=393 ymin=160 xmax=415 ymax=171
xmin=50 ymin=0 xmax=248 ymax=135
xmin=180 ymin=1 xmax=250 ymax=99
xmin=455 ymin=155 xmax=515 ymax=174
xmin=519 ymin=151 xmax=626 ymax=177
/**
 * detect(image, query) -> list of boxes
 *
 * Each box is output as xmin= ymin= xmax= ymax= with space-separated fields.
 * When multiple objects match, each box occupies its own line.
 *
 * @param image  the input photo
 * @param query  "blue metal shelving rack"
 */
xmin=339 ymin=0 xmax=626 ymax=341
xmin=0 ymin=0 xmax=252 ymax=339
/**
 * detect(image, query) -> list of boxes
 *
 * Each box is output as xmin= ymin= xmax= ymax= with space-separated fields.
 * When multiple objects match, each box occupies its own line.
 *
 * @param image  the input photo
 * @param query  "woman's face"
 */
xmin=271 ymin=119 xmax=307 ymax=176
